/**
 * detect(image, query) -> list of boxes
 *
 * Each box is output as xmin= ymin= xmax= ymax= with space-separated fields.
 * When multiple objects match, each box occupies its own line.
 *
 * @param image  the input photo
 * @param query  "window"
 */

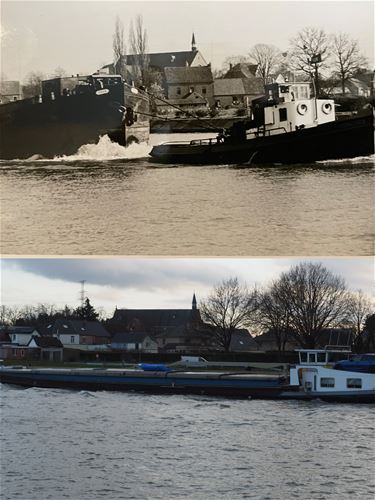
xmin=300 ymin=352 xmax=307 ymax=363
xmin=279 ymin=108 xmax=288 ymax=122
xmin=177 ymin=87 xmax=181 ymax=96
xmin=347 ymin=378 xmax=362 ymax=389
xmin=70 ymin=336 xmax=75 ymax=343
xmin=189 ymin=86 xmax=194 ymax=93
xmin=317 ymin=352 xmax=326 ymax=363
xmin=320 ymin=377 xmax=335 ymax=388
xmin=308 ymin=353 xmax=316 ymax=363
xmin=202 ymin=87 xmax=207 ymax=95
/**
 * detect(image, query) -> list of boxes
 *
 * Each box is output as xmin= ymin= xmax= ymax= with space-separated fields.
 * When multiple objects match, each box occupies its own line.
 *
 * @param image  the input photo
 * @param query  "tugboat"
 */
xmin=285 ymin=347 xmax=375 ymax=402
xmin=149 ymin=82 xmax=374 ymax=164
xmin=0 ymin=74 xmax=149 ymax=160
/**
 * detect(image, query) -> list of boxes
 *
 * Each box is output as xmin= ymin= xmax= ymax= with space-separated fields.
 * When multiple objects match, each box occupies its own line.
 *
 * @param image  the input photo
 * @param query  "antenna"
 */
xmin=80 ymin=280 xmax=86 ymax=307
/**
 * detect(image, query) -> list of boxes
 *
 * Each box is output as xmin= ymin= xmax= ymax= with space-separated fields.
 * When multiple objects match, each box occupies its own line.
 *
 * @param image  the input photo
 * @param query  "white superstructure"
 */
xmin=250 ymin=83 xmax=336 ymax=137
xmin=289 ymin=347 xmax=375 ymax=398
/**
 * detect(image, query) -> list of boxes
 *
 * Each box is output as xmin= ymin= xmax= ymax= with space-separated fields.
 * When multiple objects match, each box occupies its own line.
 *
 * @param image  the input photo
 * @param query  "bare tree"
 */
xmin=113 ymin=16 xmax=126 ymax=79
xmin=200 ymin=277 xmax=258 ymax=352
xmin=0 ymin=305 xmax=22 ymax=325
xmin=289 ymin=27 xmax=332 ymax=95
xmin=273 ymin=262 xmax=349 ymax=348
xmin=257 ymin=286 xmax=294 ymax=354
xmin=361 ymin=313 xmax=375 ymax=351
xmin=248 ymin=44 xmax=281 ymax=85
xmin=23 ymin=71 xmax=45 ymax=98
xmin=331 ymin=33 xmax=367 ymax=94
xmin=346 ymin=290 xmax=373 ymax=349
xmin=129 ymin=14 xmax=149 ymax=86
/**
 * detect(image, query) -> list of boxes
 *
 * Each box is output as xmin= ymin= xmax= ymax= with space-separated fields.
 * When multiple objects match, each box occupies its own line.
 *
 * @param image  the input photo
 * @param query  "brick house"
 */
xmin=164 ymin=66 xmax=214 ymax=105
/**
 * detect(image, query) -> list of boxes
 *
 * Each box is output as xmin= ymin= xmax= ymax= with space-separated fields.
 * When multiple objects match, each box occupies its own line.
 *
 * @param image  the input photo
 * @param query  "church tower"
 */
xmin=192 ymin=293 xmax=197 ymax=310
xmin=191 ymin=32 xmax=197 ymax=52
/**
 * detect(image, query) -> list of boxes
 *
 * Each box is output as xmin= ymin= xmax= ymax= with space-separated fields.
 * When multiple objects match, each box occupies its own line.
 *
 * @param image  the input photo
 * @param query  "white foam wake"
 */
xmin=317 ymin=154 xmax=375 ymax=165
xmin=55 ymin=135 xmax=152 ymax=161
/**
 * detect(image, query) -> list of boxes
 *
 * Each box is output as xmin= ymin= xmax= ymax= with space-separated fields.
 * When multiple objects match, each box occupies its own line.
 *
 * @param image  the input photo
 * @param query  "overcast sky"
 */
xmin=1 ymin=257 xmax=373 ymax=316
xmin=1 ymin=1 xmax=373 ymax=81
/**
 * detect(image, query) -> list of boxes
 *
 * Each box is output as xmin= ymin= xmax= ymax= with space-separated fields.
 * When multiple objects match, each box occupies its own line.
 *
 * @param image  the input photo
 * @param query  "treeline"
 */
xmin=200 ymin=262 xmax=374 ymax=353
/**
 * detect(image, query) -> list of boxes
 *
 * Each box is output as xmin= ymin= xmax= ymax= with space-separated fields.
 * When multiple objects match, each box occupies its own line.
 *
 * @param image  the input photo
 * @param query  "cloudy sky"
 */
xmin=1 ymin=1 xmax=373 ymax=81
xmin=1 ymin=257 xmax=373 ymax=316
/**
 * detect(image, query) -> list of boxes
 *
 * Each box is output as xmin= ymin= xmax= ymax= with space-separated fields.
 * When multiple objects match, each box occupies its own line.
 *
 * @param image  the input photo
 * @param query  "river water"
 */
xmin=1 ymin=384 xmax=374 ymax=500
xmin=1 ymin=134 xmax=374 ymax=256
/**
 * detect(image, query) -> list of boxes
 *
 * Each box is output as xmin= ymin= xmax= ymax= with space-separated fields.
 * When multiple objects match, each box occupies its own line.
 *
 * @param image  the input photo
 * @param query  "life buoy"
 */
xmin=322 ymin=103 xmax=332 ymax=114
xmin=297 ymin=103 xmax=308 ymax=115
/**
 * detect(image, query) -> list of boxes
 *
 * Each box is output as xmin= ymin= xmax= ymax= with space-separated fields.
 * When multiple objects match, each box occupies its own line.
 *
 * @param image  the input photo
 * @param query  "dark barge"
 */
xmin=0 ymin=366 xmax=294 ymax=399
xmin=0 ymin=74 xmax=149 ymax=160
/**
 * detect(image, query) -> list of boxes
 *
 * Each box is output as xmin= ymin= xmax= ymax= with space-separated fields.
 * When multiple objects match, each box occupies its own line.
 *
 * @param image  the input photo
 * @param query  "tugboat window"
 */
xmin=279 ymin=108 xmax=288 ymax=122
xmin=347 ymin=378 xmax=362 ymax=389
xmin=177 ymin=87 xmax=181 ymax=95
xmin=320 ymin=377 xmax=335 ymax=388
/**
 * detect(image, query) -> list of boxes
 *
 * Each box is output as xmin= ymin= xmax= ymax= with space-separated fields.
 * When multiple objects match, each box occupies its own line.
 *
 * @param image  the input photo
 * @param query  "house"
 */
xmin=111 ymin=332 xmax=158 ymax=353
xmin=27 ymin=335 xmax=64 ymax=362
xmin=229 ymin=329 xmax=259 ymax=352
xmin=0 ymin=81 xmax=22 ymax=104
xmin=7 ymin=326 xmax=40 ymax=346
xmin=213 ymin=77 xmax=264 ymax=108
xmin=164 ymin=66 xmax=214 ymax=105
xmin=43 ymin=319 xmax=111 ymax=349
xmin=223 ymin=63 xmax=258 ymax=79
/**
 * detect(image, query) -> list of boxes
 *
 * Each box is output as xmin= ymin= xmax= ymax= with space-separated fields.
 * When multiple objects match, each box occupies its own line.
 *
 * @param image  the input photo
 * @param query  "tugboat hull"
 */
xmin=150 ymin=113 xmax=374 ymax=165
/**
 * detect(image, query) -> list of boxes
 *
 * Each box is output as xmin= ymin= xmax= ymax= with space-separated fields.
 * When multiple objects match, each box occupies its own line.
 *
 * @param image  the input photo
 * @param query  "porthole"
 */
xmin=322 ymin=103 xmax=332 ymax=114
xmin=297 ymin=103 xmax=308 ymax=115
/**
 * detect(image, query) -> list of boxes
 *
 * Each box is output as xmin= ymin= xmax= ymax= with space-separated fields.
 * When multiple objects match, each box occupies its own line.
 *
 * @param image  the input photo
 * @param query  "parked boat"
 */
xmin=0 ymin=75 xmax=149 ymax=160
xmin=285 ymin=347 xmax=375 ymax=402
xmin=149 ymin=82 xmax=374 ymax=164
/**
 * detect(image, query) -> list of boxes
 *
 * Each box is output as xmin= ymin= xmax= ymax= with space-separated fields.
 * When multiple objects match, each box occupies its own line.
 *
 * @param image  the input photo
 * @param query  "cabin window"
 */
xmin=320 ymin=377 xmax=335 ymax=388
xmin=189 ymin=86 xmax=194 ymax=93
xmin=300 ymin=352 xmax=307 ymax=363
xmin=70 ymin=336 xmax=75 ymax=343
xmin=317 ymin=352 xmax=326 ymax=363
xmin=177 ymin=87 xmax=181 ymax=96
xmin=279 ymin=108 xmax=288 ymax=122
xmin=202 ymin=87 xmax=207 ymax=95
xmin=308 ymin=353 xmax=316 ymax=363
xmin=347 ymin=378 xmax=362 ymax=389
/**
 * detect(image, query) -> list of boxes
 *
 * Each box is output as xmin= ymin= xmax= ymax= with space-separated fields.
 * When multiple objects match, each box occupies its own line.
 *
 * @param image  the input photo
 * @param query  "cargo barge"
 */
xmin=0 ymin=74 xmax=149 ymax=160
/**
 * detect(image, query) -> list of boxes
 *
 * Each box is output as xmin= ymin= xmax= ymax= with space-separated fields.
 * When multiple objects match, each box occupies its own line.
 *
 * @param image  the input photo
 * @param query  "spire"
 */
xmin=191 ymin=32 xmax=197 ymax=52
xmin=192 ymin=293 xmax=197 ymax=310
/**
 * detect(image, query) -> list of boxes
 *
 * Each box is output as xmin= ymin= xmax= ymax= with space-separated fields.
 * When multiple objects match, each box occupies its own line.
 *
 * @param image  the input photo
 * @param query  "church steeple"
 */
xmin=192 ymin=293 xmax=197 ymax=310
xmin=191 ymin=32 xmax=197 ymax=52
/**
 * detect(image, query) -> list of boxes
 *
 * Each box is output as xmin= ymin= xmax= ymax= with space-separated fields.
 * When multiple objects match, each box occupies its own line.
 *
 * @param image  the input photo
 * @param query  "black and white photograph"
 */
xmin=0 ymin=1 xmax=374 ymax=499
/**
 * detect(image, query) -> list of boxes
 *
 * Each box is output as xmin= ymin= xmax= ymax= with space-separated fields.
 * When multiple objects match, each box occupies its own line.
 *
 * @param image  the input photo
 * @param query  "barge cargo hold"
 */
xmin=0 ymin=366 xmax=294 ymax=399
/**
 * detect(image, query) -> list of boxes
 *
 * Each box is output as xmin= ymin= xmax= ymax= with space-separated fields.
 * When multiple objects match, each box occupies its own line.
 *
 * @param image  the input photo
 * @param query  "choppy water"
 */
xmin=1 ymin=384 xmax=374 ymax=500
xmin=1 ymin=134 xmax=374 ymax=255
